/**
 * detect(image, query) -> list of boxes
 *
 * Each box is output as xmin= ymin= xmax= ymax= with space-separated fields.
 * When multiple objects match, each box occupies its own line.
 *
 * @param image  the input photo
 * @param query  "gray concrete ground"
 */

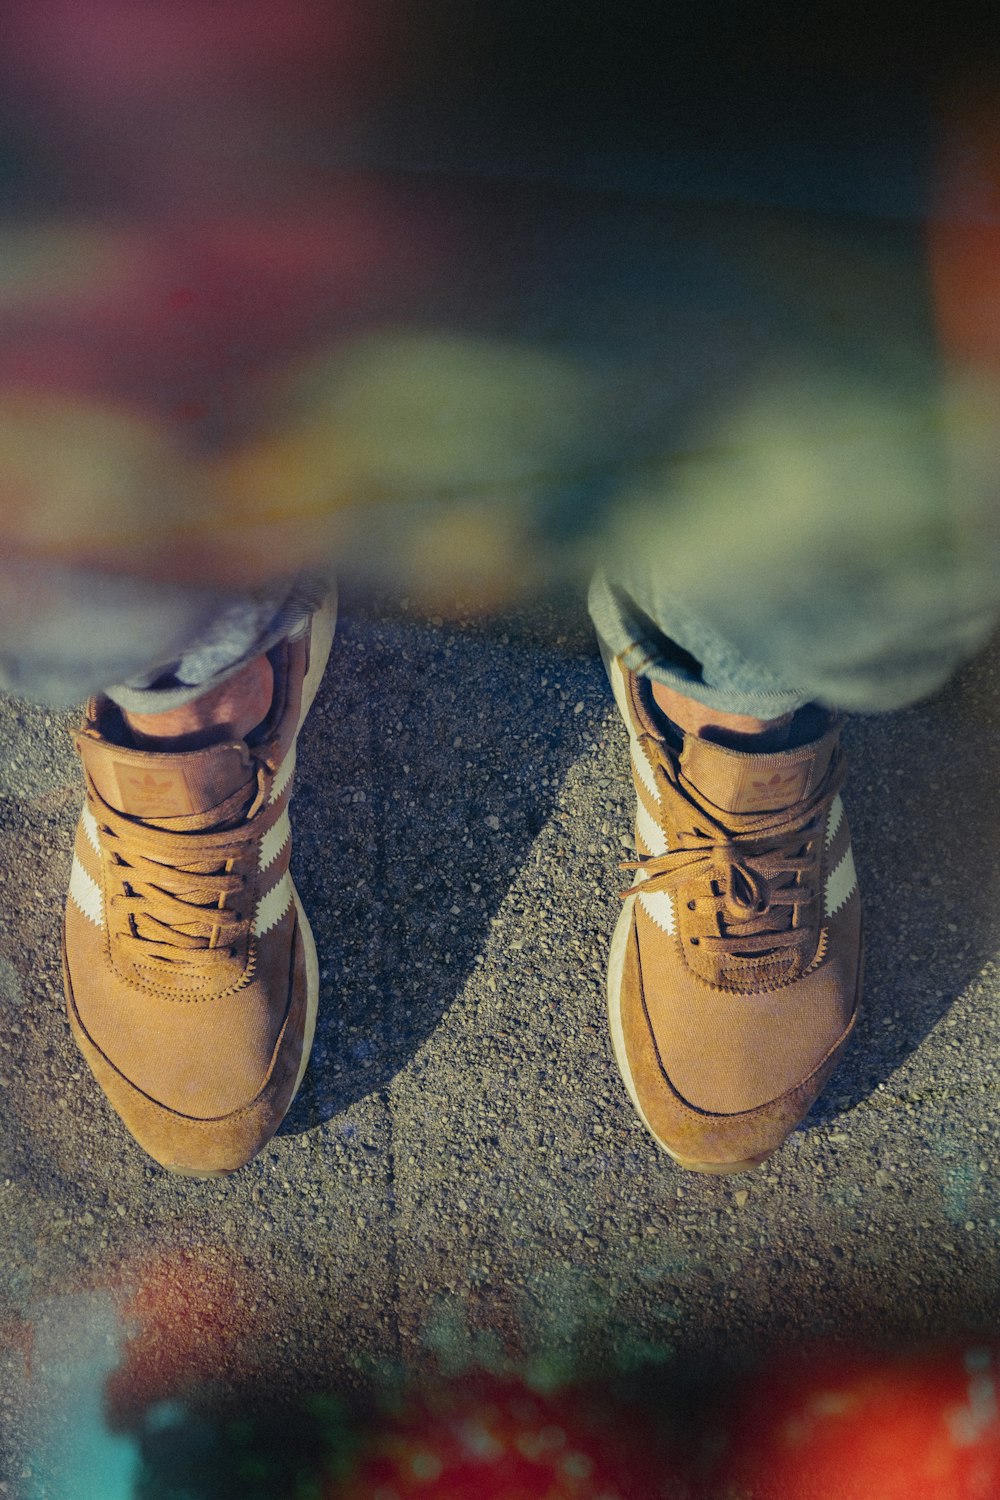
xmin=0 ymin=588 xmax=997 ymax=1494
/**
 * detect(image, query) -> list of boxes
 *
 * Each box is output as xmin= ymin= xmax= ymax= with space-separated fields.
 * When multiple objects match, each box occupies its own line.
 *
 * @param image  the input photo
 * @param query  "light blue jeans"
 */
xmin=1 ymin=31 xmax=996 ymax=718
xmin=0 ymin=544 xmax=993 ymax=720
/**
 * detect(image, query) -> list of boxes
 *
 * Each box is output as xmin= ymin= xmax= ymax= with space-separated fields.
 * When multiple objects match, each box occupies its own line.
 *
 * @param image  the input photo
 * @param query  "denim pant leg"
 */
xmin=0 ymin=559 xmax=328 ymax=713
xmin=588 ymin=562 xmax=1000 ymax=719
xmin=588 ymin=569 xmax=807 ymax=718
xmin=106 ymin=577 xmax=329 ymax=715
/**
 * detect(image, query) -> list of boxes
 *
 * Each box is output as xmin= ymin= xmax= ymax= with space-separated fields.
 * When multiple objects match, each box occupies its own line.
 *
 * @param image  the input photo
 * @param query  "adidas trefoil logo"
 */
xmin=750 ymin=769 xmax=803 ymax=794
xmin=118 ymin=767 xmax=190 ymax=813
xmin=122 ymin=771 xmax=179 ymax=798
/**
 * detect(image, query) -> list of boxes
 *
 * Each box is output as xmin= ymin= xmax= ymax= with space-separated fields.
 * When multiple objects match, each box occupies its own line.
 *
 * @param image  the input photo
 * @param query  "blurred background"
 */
xmin=0 ymin=1 xmax=998 ymax=686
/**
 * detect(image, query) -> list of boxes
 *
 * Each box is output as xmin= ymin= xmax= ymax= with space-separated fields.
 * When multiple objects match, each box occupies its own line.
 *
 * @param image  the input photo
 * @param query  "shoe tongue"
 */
xmin=678 ymin=729 xmax=837 ymax=816
xmin=76 ymin=729 xmax=256 ymax=822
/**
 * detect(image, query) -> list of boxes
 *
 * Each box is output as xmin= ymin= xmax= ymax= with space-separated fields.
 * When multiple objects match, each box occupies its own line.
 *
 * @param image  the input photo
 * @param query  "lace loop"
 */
xmin=89 ymin=767 xmax=269 ymax=970
xmin=621 ymin=744 xmax=845 ymax=957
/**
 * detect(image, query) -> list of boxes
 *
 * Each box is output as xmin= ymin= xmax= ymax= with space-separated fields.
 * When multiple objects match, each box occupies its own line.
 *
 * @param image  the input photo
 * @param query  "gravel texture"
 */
xmin=0 ymin=589 xmax=997 ymax=1494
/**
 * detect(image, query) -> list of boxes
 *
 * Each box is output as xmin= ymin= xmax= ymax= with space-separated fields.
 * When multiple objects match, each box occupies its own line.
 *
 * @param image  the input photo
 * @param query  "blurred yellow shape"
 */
xmin=0 ymin=391 xmax=205 ymax=567
xmin=217 ymin=331 xmax=594 ymax=503
xmin=209 ymin=331 xmax=596 ymax=602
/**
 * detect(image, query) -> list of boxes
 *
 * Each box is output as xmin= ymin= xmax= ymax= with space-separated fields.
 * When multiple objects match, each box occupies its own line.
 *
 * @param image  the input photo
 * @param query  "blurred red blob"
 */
xmin=335 ymin=1373 xmax=684 ymax=1500
xmin=103 ymin=1248 xmax=256 ymax=1433
xmin=706 ymin=1342 xmax=1000 ymax=1500
xmin=0 ymin=0 xmax=455 ymax=593
xmin=97 ymin=1248 xmax=685 ymax=1495
xmin=1 ymin=0 xmax=397 ymax=218
xmin=56 ymin=1255 xmax=1000 ymax=1500
xmin=0 ymin=196 xmax=421 ymax=416
xmin=0 ymin=189 xmax=450 ymax=590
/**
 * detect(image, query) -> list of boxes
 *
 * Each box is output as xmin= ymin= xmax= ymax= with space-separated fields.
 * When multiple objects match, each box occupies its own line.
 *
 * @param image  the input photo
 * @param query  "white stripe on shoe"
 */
xmin=826 ymin=793 xmax=845 ymax=847
xmin=610 ymin=657 xmax=662 ymax=805
xmin=610 ymin=656 xmax=676 ymax=935
xmin=630 ymin=739 xmax=660 ymax=805
xmin=69 ymin=854 xmax=104 ymax=929
xmin=258 ymin=809 xmax=291 ymax=873
xmin=824 ymin=845 xmax=858 ymax=918
xmin=638 ymin=884 xmax=677 ymax=937
xmin=253 ymin=871 xmax=294 ymax=937
xmin=635 ymin=794 xmax=668 ymax=859
xmin=82 ymin=804 xmax=101 ymax=854
xmin=633 ymin=797 xmax=677 ymax=934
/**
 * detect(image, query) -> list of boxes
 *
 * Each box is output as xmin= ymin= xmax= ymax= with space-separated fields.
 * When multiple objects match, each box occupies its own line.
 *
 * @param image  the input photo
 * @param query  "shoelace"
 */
xmin=621 ymin=740 xmax=846 ymax=957
xmin=91 ymin=767 xmax=269 ymax=969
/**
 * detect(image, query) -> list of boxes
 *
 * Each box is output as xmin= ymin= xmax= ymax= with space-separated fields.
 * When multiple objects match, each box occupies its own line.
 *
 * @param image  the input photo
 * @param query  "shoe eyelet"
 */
xmin=689 ymin=937 xmax=700 ymax=946
xmin=687 ymin=900 xmax=696 ymax=911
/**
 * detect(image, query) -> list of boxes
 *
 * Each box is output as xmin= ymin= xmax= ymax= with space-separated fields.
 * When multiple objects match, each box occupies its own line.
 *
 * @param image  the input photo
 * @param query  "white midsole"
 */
xmin=290 ymin=884 xmax=320 ymax=1101
xmin=605 ymin=655 xmax=677 ymax=1154
xmin=288 ymin=591 xmax=335 ymax=1100
xmin=607 ymin=892 xmax=668 ymax=1149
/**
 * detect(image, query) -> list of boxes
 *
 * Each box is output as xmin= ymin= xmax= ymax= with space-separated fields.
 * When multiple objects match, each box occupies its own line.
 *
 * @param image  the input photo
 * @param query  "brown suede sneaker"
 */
xmin=606 ymin=656 xmax=862 ymax=1173
xmin=62 ymin=598 xmax=336 ymax=1177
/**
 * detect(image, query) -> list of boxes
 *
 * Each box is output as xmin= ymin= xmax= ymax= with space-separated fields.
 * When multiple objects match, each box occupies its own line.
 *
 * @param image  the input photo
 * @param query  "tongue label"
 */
xmin=680 ymin=735 xmax=820 ymax=814
xmin=114 ymin=764 xmax=195 ymax=818
xmin=741 ymin=764 xmax=810 ymax=811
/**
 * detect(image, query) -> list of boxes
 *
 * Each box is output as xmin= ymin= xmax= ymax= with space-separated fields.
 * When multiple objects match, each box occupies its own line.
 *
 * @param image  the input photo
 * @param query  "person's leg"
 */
xmin=57 ymin=574 xmax=334 ymax=1177
xmin=589 ymin=565 xmax=996 ymax=1174
xmin=0 ymin=559 xmax=326 ymax=711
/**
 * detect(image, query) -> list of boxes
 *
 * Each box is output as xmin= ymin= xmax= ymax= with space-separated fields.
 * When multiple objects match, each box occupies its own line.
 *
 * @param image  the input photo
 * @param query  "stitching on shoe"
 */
xmin=92 ymin=772 xmax=287 ymax=999
xmin=635 ymin=910 xmax=860 ymax=1122
xmin=62 ymin=916 xmax=302 ymax=1124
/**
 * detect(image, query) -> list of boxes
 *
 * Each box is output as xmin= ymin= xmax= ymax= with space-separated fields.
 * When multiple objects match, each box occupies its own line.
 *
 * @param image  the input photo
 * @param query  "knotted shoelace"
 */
xmin=621 ymin=739 xmax=846 ymax=957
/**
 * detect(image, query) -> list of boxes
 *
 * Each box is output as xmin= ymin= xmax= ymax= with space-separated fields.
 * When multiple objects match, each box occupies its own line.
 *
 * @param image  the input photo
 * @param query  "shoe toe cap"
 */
xmin=610 ymin=903 xmax=862 ymax=1172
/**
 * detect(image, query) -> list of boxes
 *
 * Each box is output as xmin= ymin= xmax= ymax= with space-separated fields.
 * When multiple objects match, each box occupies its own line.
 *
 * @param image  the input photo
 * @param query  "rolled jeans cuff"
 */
xmin=588 ymin=569 xmax=809 ymax=718
xmin=105 ymin=576 xmax=329 ymax=715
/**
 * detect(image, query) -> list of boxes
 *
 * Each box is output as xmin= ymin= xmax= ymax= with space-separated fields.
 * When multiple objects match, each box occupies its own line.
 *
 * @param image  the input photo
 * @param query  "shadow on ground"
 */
xmin=281 ymin=588 xmax=604 ymax=1133
xmin=807 ymin=633 xmax=1000 ymax=1124
xmin=284 ymin=593 xmax=1000 ymax=1143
